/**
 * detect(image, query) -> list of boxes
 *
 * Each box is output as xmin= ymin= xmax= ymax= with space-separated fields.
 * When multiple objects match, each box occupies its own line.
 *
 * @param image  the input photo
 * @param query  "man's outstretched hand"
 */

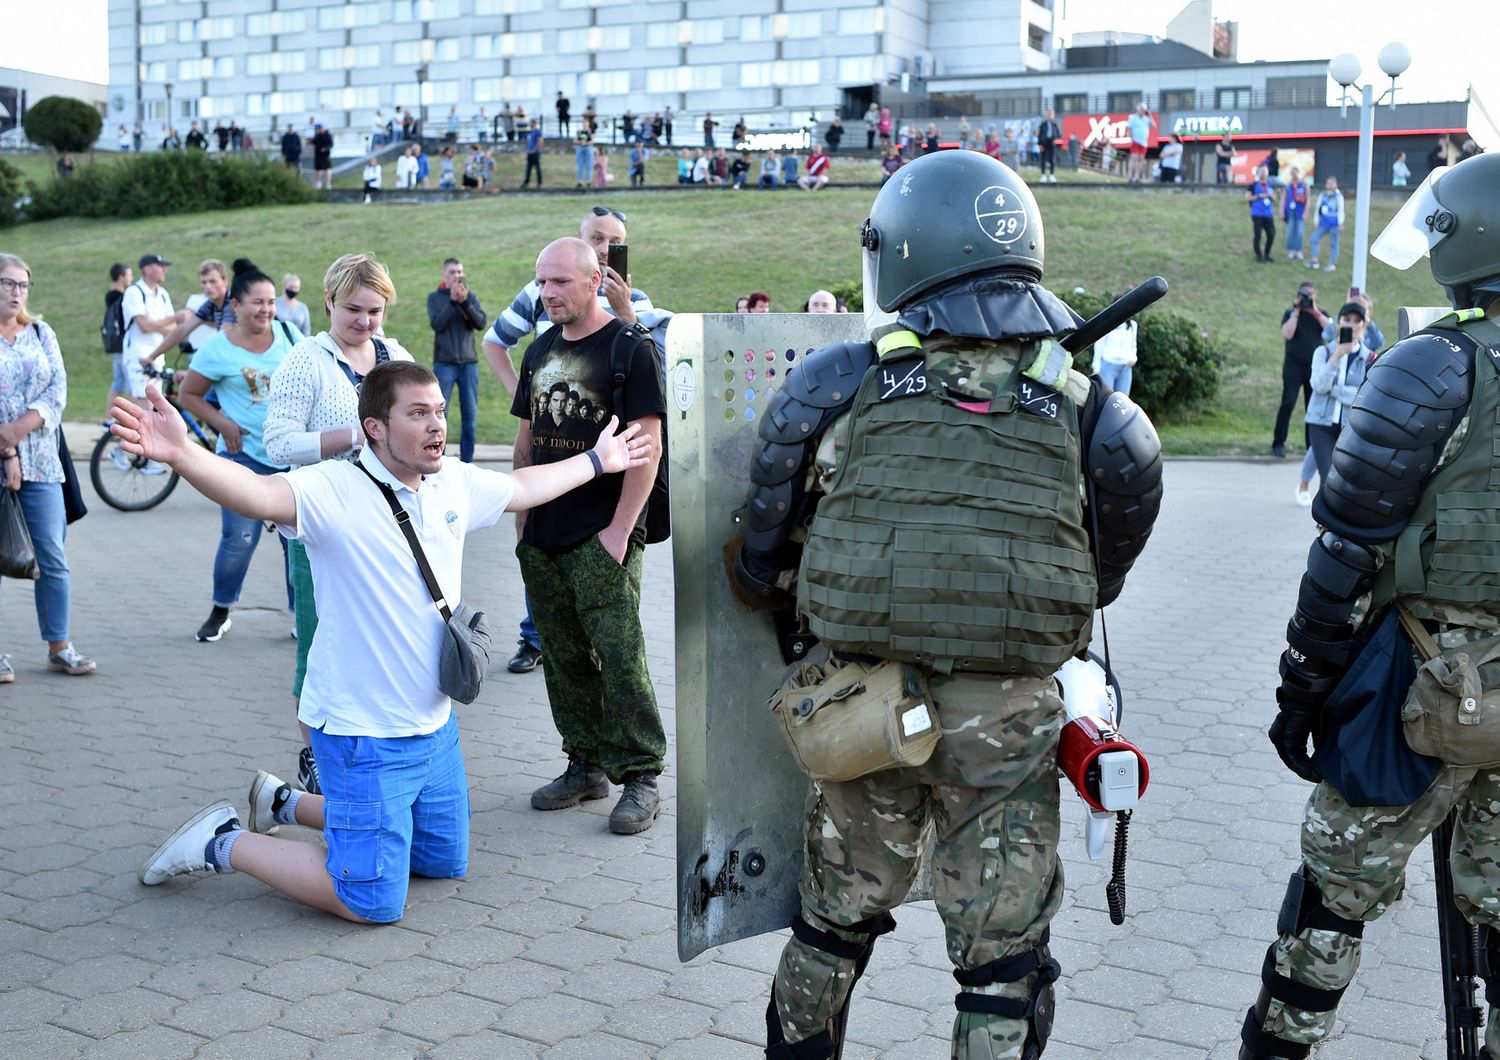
xmin=110 ymin=386 xmax=189 ymax=465
xmin=590 ymin=415 xmax=654 ymax=475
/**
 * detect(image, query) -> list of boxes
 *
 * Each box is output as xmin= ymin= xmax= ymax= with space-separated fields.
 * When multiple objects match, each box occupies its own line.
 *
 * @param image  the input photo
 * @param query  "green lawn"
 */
xmin=1 ymin=167 xmax=1445 ymax=452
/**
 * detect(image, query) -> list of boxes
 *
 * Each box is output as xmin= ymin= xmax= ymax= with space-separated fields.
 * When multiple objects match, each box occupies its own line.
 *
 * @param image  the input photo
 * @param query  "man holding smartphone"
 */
xmin=1272 ymin=282 xmax=1330 ymax=459
xmin=481 ymin=206 xmax=673 ymax=675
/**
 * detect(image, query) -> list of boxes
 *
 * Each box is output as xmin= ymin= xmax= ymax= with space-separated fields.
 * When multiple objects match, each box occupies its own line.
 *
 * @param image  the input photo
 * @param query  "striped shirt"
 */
xmin=487 ymin=280 xmax=672 ymax=354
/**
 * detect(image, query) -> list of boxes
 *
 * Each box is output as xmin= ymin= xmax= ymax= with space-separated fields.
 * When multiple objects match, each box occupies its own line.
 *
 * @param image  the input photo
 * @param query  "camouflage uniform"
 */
xmin=773 ymin=337 xmax=1086 ymax=1059
xmin=1258 ymin=616 xmax=1500 ymax=1058
xmin=516 ymin=538 xmax=666 ymax=782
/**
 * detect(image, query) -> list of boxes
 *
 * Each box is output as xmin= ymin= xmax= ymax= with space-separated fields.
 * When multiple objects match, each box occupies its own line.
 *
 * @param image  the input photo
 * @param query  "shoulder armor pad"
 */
xmin=760 ymin=340 xmax=877 ymax=444
xmin=1314 ymin=328 xmax=1475 ymax=543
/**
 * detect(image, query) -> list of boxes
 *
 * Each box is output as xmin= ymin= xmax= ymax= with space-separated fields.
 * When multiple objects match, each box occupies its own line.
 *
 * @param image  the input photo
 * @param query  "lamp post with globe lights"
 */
xmin=1328 ymin=43 xmax=1411 ymax=295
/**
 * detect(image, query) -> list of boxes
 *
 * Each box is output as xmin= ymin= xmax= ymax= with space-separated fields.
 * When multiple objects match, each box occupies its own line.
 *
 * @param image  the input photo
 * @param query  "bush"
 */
xmin=0 ymin=158 xmax=22 ymax=228
xmin=26 ymin=150 xmax=314 ymax=221
xmin=1061 ymin=288 xmax=1222 ymax=419
xmin=828 ymin=279 xmax=862 ymax=314
xmin=22 ymin=96 xmax=102 ymax=154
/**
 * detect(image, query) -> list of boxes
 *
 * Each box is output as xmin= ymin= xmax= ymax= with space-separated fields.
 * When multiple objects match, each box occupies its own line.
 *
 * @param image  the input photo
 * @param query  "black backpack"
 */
xmin=100 ymin=289 xmax=127 ymax=354
xmin=607 ymin=324 xmax=670 ymax=544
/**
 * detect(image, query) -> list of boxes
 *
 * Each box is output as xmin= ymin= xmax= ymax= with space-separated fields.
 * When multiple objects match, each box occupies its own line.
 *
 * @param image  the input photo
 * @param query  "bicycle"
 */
xmin=91 ymin=360 xmax=219 ymax=512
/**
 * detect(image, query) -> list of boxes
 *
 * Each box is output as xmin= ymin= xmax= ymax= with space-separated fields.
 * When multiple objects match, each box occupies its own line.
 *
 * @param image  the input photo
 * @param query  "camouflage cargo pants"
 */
xmin=1255 ymin=765 xmax=1500 ymax=1055
xmin=774 ymin=672 xmax=1065 ymax=1060
xmin=516 ymin=537 xmax=666 ymax=783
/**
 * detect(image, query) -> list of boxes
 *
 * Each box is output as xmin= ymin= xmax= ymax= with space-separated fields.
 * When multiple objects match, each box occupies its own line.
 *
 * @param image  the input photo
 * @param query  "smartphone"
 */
xmin=1339 ymin=326 xmax=1354 ymax=345
xmin=1347 ymin=285 xmax=1361 ymax=300
xmin=607 ymin=243 xmax=628 ymax=283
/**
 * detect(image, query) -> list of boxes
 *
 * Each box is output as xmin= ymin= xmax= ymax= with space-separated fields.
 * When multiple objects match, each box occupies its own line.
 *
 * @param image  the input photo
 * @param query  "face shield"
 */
xmin=860 ymin=218 xmax=899 ymax=333
xmin=1371 ymin=166 xmax=1453 ymax=271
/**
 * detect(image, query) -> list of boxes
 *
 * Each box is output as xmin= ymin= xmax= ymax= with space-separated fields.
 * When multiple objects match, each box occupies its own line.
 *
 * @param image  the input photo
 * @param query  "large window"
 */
xmin=740 ymin=60 xmax=819 ymax=88
xmin=472 ymin=76 xmax=543 ymax=103
xmin=1216 ymin=86 xmax=1252 ymax=109
xmin=1108 ymin=90 xmax=1141 ymax=112
xmin=559 ymin=25 xmax=630 ymax=52
xmin=647 ymin=22 xmax=683 ymax=48
xmin=247 ymin=52 xmax=306 ymax=76
xmin=319 ymin=86 xmax=380 ymax=110
xmin=837 ymin=7 xmax=883 ymax=35
xmin=139 ymin=23 xmax=169 ymax=46
xmin=247 ymin=92 xmax=306 ymax=117
xmin=319 ymin=4 xmax=381 ymax=29
xmin=393 ymin=0 xmax=460 ymax=22
xmin=582 ymin=71 xmax=629 ymax=96
xmin=1161 ymin=88 xmax=1196 ymax=111
xmin=320 ymin=46 xmax=381 ymax=71
xmin=200 ymin=17 xmax=235 ymax=40
xmin=1266 ymin=76 xmax=1324 ymax=107
xmin=783 ymin=12 xmax=821 ymax=38
xmin=838 ymin=56 xmax=877 ymax=84
xmin=142 ymin=62 xmax=167 ymax=84
xmin=248 ymin=11 xmax=306 ymax=35
xmin=740 ymin=15 xmax=772 ymax=41
xmin=475 ymin=0 xmax=542 ymax=12
xmin=646 ymin=65 xmax=722 ymax=94
xmin=1027 ymin=24 xmax=1047 ymax=51
xmin=393 ymin=40 xmax=458 ymax=64
xmin=1054 ymin=93 xmax=1088 ymax=114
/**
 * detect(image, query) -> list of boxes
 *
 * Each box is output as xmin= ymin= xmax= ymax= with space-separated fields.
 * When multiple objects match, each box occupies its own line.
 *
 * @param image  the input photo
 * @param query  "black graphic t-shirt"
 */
xmin=511 ymin=318 xmax=665 ymax=551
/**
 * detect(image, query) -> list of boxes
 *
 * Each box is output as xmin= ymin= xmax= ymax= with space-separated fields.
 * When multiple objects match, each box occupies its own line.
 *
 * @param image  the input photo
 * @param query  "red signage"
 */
xmin=1061 ymin=112 xmax=1160 ymax=150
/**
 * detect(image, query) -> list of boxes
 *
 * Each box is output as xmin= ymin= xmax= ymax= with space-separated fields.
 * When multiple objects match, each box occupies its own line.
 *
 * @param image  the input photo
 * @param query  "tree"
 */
xmin=22 ymin=96 xmax=103 ymax=155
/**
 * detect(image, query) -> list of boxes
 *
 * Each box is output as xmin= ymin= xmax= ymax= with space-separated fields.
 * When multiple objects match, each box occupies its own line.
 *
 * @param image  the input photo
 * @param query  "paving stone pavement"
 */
xmin=0 ymin=457 xmax=1461 ymax=1058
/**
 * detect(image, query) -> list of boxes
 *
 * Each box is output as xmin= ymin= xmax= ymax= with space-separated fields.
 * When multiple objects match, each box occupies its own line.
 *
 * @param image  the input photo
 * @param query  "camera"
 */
xmin=1297 ymin=294 xmax=1314 ymax=310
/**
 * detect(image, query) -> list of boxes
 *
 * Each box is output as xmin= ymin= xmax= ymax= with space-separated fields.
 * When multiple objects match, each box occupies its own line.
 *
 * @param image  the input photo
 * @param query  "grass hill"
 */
xmin=1 ymin=168 xmax=1444 ymax=453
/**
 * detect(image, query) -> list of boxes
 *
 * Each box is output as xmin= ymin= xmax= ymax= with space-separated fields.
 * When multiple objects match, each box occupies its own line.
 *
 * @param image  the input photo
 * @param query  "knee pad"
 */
xmin=767 ymin=912 xmax=898 ymax=1059
xmin=1239 ymin=867 xmax=1368 ymax=1060
xmin=953 ymin=934 xmax=1062 ymax=1060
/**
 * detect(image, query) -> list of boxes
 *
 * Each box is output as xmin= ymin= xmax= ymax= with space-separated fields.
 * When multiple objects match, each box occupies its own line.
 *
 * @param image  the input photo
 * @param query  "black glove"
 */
xmin=1269 ymin=688 xmax=1322 ymax=783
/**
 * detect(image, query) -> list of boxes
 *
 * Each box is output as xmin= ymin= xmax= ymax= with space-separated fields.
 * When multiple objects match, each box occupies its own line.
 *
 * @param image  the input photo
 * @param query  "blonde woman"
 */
xmin=0 ymin=253 xmax=95 ymax=679
xmin=264 ymin=254 xmax=413 ymax=793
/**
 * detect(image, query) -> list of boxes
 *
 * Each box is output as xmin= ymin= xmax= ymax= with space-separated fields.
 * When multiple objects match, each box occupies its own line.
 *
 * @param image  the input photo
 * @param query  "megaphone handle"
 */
xmin=1105 ymin=809 xmax=1131 ymax=925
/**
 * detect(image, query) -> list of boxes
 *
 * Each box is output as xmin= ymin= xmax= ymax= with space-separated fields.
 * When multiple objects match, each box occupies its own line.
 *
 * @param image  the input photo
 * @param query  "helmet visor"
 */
xmin=862 ymin=236 xmax=898 ymax=332
xmin=1371 ymin=166 xmax=1452 ymax=271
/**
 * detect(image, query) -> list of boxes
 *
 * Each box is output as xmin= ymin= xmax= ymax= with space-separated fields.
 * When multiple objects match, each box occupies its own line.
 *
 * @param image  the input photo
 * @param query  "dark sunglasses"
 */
xmin=590 ymin=205 xmax=627 ymax=223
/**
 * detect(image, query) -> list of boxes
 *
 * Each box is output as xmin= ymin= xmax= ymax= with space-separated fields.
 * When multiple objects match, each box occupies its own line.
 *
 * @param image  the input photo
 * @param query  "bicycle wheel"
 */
xmin=89 ymin=430 xmax=181 ymax=511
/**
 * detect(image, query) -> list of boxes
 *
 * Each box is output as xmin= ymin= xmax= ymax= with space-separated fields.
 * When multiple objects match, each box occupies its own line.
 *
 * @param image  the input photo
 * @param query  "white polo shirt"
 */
xmin=278 ymin=447 xmax=514 ymax=737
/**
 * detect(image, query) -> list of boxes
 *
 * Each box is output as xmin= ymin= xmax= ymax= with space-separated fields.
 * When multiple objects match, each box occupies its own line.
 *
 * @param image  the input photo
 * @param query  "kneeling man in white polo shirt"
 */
xmin=116 ymin=360 xmax=653 ymax=923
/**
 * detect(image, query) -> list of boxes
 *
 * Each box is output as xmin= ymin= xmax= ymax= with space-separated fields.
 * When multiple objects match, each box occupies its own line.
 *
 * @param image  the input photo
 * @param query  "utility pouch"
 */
xmin=1399 ymin=609 xmax=1500 ymax=767
xmin=768 ymin=647 xmax=939 ymax=783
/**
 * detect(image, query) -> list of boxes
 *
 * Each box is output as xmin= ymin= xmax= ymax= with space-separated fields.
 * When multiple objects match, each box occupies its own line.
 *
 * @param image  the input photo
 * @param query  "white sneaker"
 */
xmin=1296 ymin=485 xmax=1313 ymax=507
xmin=139 ymin=802 xmax=239 ymax=885
xmin=248 ymin=770 xmax=288 ymax=835
xmin=140 ymin=460 xmax=168 ymax=475
xmin=109 ymin=446 xmax=132 ymax=472
xmin=1324 ymin=264 xmax=1337 ymax=272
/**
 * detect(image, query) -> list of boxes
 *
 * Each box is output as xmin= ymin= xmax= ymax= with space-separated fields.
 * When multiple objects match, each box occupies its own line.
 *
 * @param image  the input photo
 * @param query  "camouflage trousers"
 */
xmin=1256 ymin=766 xmax=1500 ymax=1055
xmin=516 ymin=537 xmax=666 ymax=783
xmin=774 ymin=671 xmax=1065 ymax=1060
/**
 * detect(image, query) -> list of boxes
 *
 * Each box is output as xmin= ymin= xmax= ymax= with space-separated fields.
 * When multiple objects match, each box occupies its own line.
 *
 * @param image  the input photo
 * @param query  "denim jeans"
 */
xmin=575 ymin=145 xmax=594 ymax=184
xmin=1099 ymin=361 xmax=1134 ymax=398
xmin=518 ymin=591 xmax=541 ymax=650
xmin=5 ymin=482 xmax=69 ymax=642
xmin=1284 ymin=215 xmax=1305 ymax=256
xmin=432 ymin=361 xmax=479 ymax=463
xmin=1313 ymin=225 xmax=1340 ymax=265
xmin=213 ymin=452 xmax=292 ymax=610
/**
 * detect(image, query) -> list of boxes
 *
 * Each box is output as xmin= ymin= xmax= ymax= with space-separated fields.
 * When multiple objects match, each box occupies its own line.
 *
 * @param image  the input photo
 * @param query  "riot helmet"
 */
xmin=860 ymin=151 xmax=1044 ymax=325
xmin=1372 ymin=152 xmax=1500 ymax=308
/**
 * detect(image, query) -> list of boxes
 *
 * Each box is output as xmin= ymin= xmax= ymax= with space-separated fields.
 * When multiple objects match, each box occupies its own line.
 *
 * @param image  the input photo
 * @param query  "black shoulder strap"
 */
xmin=278 ymin=320 xmax=295 ymax=346
xmin=372 ymin=337 xmax=391 ymax=364
xmin=609 ymin=324 xmax=652 ymax=421
xmin=355 ymin=461 xmax=452 ymax=621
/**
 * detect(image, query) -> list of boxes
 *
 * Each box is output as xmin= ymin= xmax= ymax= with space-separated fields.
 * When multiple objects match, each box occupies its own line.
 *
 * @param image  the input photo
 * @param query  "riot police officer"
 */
xmin=732 ymin=151 xmax=1163 ymax=1059
xmin=1242 ymin=151 xmax=1500 ymax=1059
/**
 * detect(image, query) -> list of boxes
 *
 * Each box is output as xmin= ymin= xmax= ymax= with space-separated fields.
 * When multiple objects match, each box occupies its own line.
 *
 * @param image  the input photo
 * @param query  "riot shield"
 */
xmin=670 ymin=313 xmax=864 ymax=962
xmin=1398 ymin=306 xmax=1452 ymax=339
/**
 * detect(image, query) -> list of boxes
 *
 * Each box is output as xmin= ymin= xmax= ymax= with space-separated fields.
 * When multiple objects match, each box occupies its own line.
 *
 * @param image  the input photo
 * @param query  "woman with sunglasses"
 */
xmin=0 ymin=254 xmax=95 ymax=680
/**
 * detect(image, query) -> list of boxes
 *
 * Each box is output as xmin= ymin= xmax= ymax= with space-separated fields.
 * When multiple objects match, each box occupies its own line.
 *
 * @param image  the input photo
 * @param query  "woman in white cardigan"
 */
xmin=264 ymin=253 xmax=413 ymax=794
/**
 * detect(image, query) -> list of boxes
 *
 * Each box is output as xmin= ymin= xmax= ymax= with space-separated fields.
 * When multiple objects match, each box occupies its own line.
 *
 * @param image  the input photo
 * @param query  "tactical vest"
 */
xmin=1371 ymin=313 xmax=1500 ymax=621
xmin=796 ymin=343 xmax=1096 ymax=677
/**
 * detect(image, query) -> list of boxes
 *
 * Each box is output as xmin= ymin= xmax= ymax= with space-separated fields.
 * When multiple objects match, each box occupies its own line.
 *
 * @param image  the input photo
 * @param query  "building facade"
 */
xmin=105 ymin=0 xmax=1066 ymax=148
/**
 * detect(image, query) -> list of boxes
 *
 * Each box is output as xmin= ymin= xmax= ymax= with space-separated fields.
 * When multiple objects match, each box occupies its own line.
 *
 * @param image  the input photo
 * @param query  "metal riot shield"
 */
xmin=669 ymin=313 xmax=863 ymax=962
xmin=1399 ymin=306 xmax=1453 ymax=339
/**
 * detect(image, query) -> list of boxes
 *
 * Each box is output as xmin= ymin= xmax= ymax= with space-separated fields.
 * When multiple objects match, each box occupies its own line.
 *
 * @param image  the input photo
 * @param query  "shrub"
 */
xmin=22 ymin=96 xmax=102 ymax=154
xmin=0 ymin=158 xmax=22 ymax=228
xmin=1061 ymin=288 xmax=1222 ymax=419
xmin=26 ymin=150 xmax=314 ymax=221
xmin=828 ymin=279 xmax=862 ymax=313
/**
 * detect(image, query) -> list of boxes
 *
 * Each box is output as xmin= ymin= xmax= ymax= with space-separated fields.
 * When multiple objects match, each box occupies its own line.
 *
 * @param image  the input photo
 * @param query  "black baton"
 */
xmin=1060 ymin=276 xmax=1169 ymax=356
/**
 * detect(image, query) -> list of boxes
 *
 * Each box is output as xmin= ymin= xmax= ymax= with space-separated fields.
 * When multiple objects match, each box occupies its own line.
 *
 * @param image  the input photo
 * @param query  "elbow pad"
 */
xmin=1081 ymin=384 xmax=1163 ymax=606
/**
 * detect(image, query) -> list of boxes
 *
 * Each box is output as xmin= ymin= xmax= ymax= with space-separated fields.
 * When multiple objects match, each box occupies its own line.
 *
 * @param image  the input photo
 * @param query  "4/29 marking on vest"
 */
xmin=1016 ymin=378 xmax=1061 ymax=419
xmin=878 ymin=360 xmax=927 ymax=401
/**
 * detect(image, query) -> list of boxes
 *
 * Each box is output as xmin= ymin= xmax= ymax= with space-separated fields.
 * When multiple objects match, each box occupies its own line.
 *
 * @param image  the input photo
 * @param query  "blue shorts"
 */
xmin=309 ymin=713 xmax=469 ymax=923
xmin=110 ymin=353 xmax=128 ymax=392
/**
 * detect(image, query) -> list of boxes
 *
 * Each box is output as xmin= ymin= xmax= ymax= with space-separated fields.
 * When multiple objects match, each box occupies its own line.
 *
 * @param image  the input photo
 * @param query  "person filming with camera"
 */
xmin=1303 ymin=301 xmax=1372 ymax=489
xmin=1272 ymin=281 xmax=1330 ymax=460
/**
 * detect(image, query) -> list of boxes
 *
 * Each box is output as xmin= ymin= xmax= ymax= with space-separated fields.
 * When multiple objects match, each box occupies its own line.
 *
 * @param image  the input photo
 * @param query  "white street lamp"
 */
xmin=1329 ymin=44 xmax=1409 ymax=295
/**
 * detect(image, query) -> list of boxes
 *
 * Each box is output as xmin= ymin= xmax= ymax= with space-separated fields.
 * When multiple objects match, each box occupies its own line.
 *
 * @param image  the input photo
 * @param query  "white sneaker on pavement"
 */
xmin=139 ymin=802 xmax=239 ymax=885
xmin=248 ymin=771 xmax=288 ymax=835
xmin=1296 ymin=485 xmax=1313 ymax=507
